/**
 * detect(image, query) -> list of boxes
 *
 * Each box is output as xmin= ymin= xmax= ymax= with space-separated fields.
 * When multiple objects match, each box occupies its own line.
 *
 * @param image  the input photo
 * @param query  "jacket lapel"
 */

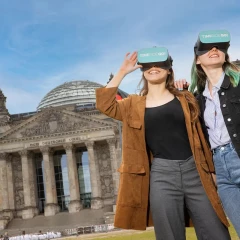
xmin=136 ymin=96 xmax=146 ymax=149
xmin=178 ymin=96 xmax=195 ymax=156
xmin=136 ymin=96 xmax=146 ymax=126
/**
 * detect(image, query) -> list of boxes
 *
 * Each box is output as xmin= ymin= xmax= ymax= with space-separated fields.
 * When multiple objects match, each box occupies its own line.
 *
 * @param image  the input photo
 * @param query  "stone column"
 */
xmin=77 ymin=152 xmax=85 ymax=194
xmin=0 ymin=153 xmax=10 ymax=211
xmin=64 ymin=143 xmax=82 ymax=213
xmin=19 ymin=150 xmax=38 ymax=219
xmin=5 ymin=154 xmax=15 ymax=211
xmin=40 ymin=146 xmax=59 ymax=216
xmin=85 ymin=141 xmax=103 ymax=209
xmin=107 ymin=138 xmax=120 ymax=204
xmin=0 ymin=153 xmax=13 ymax=226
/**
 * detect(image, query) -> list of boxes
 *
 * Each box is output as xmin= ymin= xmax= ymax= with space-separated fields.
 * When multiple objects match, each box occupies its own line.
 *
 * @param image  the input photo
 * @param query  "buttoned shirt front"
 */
xmin=203 ymin=73 xmax=231 ymax=149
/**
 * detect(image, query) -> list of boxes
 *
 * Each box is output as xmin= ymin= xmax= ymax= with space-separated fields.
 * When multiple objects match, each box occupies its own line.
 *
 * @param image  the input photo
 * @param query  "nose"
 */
xmin=211 ymin=46 xmax=218 ymax=51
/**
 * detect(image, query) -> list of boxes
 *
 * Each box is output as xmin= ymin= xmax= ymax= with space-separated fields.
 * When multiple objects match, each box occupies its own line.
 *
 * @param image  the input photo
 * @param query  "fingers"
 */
xmin=125 ymin=51 xmax=137 ymax=61
xmin=129 ymin=51 xmax=137 ymax=61
xmin=211 ymin=173 xmax=217 ymax=187
xmin=125 ymin=52 xmax=130 ymax=58
xmin=175 ymin=79 xmax=189 ymax=91
xmin=134 ymin=64 xmax=142 ymax=70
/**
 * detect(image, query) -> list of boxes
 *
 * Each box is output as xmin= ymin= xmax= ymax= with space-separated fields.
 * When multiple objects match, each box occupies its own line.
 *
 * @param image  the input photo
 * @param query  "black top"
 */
xmin=145 ymin=97 xmax=192 ymax=160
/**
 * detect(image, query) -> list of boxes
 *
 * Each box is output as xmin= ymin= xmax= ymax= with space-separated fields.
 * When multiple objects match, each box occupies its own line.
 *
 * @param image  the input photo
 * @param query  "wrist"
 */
xmin=117 ymin=69 xmax=127 ymax=78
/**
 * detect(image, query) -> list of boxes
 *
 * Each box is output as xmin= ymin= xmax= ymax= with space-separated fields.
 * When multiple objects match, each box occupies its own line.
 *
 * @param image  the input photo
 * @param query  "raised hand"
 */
xmin=174 ymin=79 xmax=190 ymax=91
xmin=106 ymin=52 xmax=142 ymax=88
xmin=119 ymin=52 xmax=142 ymax=76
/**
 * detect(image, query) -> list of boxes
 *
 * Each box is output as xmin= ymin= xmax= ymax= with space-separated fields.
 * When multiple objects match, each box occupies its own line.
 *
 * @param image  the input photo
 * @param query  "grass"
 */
xmin=70 ymin=224 xmax=238 ymax=240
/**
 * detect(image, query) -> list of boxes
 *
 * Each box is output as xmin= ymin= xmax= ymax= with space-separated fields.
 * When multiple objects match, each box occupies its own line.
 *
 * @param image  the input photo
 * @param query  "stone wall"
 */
xmin=95 ymin=142 xmax=114 ymax=203
xmin=12 ymin=155 xmax=24 ymax=216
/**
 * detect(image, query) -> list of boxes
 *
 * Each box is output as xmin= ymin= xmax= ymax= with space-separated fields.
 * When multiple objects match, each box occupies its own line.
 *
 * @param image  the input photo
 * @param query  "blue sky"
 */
xmin=0 ymin=0 xmax=239 ymax=113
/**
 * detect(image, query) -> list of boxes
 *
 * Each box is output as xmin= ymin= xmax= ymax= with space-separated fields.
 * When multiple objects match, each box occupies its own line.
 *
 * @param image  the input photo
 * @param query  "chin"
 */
xmin=208 ymin=61 xmax=224 ymax=67
xmin=202 ymin=60 xmax=224 ymax=68
xmin=147 ymin=78 xmax=166 ymax=84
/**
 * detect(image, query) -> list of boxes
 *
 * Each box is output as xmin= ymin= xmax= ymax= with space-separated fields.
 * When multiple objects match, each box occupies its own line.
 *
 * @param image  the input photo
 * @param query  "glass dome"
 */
xmin=37 ymin=80 xmax=103 ymax=110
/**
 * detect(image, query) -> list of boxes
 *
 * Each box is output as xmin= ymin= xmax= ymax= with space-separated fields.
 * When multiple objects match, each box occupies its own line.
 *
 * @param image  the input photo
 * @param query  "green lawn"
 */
xmin=73 ymin=224 xmax=238 ymax=240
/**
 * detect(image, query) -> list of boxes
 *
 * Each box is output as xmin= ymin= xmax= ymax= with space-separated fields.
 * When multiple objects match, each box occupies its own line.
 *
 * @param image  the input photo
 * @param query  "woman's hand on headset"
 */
xmin=119 ymin=52 xmax=142 ymax=76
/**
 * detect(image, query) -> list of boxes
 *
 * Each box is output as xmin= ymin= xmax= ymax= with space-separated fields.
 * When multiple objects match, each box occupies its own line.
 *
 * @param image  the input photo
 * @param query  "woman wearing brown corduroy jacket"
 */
xmin=95 ymin=50 xmax=230 ymax=240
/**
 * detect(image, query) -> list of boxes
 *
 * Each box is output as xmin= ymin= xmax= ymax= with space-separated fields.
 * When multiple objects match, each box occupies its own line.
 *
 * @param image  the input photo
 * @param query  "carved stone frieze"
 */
xmin=20 ymin=122 xmax=50 ymax=137
xmin=0 ymin=115 xmax=10 ymax=125
xmin=40 ymin=146 xmax=53 ymax=155
xmin=95 ymin=142 xmax=114 ymax=198
xmin=19 ymin=150 xmax=33 ymax=158
xmin=106 ymin=138 xmax=116 ymax=147
xmin=95 ymin=143 xmax=111 ymax=174
xmin=85 ymin=141 xmax=95 ymax=149
xmin=0 ymin=152 xmax=8 ymax=160
xmin=0 ymin=126 xmax=113 ymax=145
xmin=41 ymin=111 xmax=62 ymax=122
xmin=20 ymin=112 xmax=91 ymax=138
xmin=55 ymin=118 xmax=88 ymax=133
xmin=100 ymin=176 xmax=114 ymax=198
xmin=12 ymin=155 xmax=24 ymax=210
xmin=64 ymin=143 xmax=74 ymax=151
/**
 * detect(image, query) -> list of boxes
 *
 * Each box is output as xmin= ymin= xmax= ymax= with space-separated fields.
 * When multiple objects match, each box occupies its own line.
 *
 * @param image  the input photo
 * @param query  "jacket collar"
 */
xmin=198 ymin=74 xmax=230 ymax=111
xmin=136 ymin=95 xmax=146 ymax=129
xmin=220 ymin=74 xmax=231 ymax=89
xmin=178 ymin=95 xmax=195 ymax=156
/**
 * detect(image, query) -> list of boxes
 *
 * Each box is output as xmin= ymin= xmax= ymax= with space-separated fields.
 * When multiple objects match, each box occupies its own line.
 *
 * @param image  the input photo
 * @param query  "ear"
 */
xmin=196 ymin=57 xmax=201 ymax=65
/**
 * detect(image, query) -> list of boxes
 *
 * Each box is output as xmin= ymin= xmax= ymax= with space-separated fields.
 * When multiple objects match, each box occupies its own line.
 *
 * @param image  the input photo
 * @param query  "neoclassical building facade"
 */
xmin=0 ymin=80 xmax=125 ymax=230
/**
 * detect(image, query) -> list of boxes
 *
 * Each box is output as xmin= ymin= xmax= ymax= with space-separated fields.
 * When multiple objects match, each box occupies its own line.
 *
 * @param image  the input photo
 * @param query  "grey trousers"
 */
xmin=150 ymin=156 xmax=231 ymax=240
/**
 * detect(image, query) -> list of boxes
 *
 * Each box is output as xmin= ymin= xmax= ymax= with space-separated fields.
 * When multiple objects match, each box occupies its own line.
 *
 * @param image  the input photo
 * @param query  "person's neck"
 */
xmin=147 ymin=82 xmax=170 ymax=100
xmin=202 ymin=66 xmax=223 ymax=86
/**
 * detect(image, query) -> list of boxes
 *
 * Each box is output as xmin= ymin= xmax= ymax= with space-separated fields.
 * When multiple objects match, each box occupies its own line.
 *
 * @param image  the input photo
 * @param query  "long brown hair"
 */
xmin=137 ymin=68 xmax=200 ymax=122
xmin=190 ymin=53 xmax=240 ymax=94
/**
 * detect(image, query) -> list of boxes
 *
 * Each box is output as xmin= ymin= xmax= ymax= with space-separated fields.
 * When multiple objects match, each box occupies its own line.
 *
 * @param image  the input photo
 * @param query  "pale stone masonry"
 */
xmin=40 ymin=146 xmax=60 ymax=217
xmin=19 ymin=150 xmax=38 ymax=219
xmin=86 ymin=141 xmax=103 ymax=209
xmin=0 ymin=80 xmax=123 ymax=230
xmin=64 ymin=143 xmax=82 ymax=213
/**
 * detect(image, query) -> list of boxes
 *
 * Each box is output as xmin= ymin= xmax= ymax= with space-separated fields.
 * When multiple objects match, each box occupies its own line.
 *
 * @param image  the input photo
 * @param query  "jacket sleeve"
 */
xmin=196 ymin=120 xmax=215 ymax=173
xmin=95 ymin=87 xmax=130 ymax=121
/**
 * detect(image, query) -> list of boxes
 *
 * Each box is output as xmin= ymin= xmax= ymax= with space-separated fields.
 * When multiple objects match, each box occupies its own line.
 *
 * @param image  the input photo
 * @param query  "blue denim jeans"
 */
xmin=213 ymin=142 xmax=240 ymax=237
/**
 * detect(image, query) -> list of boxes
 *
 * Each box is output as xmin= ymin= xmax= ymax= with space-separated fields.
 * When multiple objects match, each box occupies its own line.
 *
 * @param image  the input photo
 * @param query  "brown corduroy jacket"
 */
xmin=95 ymin=87 xmax=229 ymax=230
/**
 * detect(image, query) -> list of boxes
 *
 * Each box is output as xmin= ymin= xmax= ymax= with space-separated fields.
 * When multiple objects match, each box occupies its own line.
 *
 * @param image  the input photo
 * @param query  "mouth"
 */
xmin=148 ymin=70 xmax=160 ymax=75
xmin=209 ymin=53 xmax=219 ymax=58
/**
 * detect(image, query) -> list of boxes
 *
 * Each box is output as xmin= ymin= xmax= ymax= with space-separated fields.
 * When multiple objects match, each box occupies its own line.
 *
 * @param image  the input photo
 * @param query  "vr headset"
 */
xmin=137 ymin=47 xmax=173 ymax=71
xmin=194 ymin=30 xmax=230 ymax=56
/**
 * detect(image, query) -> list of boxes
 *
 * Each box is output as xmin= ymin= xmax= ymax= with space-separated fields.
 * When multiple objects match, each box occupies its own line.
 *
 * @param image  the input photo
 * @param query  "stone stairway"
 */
xmin=0 ymin=209 xmax=106 ymax=236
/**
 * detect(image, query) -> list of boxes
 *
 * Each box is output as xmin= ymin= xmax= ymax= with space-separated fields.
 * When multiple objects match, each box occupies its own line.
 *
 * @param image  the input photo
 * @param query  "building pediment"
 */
xmin=0 ymin=108 xmax=116 ymax=142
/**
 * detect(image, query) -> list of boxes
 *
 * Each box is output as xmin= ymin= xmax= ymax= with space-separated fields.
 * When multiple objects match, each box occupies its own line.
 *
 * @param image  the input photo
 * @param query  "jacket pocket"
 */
xmin=230 ymin=97 xmax=240 ymax=114
xmin=118 ymin=164 xmax=145 ymax=174
xmin=127 ymin=119 xmax=142 ymax=129
xmin=117 ymin=163 xmax=146 ymax=207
